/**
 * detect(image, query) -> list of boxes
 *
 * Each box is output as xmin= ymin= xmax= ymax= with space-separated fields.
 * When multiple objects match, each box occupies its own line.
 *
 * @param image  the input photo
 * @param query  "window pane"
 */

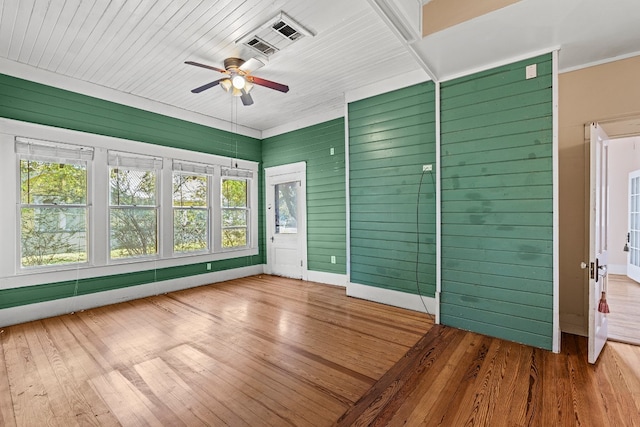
xmin=222 ymin=179 xmax=247 ymax=208
xmin=20 ymin=159 xmax=86 ymax=205
xmin=174 ymin=208 xmax=208 ymax=253
xmin=223 ymin=228 xmax=247 ymax=248
xmin=110 ymin=208 xmax=157 ymax=258
xmin=21 ymin=207 xmax=87 ymax=267
xmin=223 ymin=209 xmax=247 ymax=227
xmin=275 ymin=181 xmax=297 ymax=234
xmin=110 ymin=168 xmax=156 ymax=206
xmin=173 ymin=174 xmax=207 ymax=207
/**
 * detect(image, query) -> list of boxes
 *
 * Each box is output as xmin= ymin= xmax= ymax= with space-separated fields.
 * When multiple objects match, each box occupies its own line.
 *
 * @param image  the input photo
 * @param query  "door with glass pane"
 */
xmin=265 ymin=162 xmax=306 ymax=279
xmin=628 ymin=170 xmax=640 ymax=283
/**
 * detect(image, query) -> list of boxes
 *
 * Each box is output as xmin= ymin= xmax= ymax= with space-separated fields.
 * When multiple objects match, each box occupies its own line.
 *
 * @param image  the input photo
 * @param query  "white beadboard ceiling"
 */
xmin=0 ymin=0 xmax=639 ymax=136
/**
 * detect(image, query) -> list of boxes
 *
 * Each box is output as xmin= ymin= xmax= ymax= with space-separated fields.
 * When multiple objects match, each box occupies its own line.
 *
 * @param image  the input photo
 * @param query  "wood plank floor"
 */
xmin=1 ymin=275 xmax=639 ymax=426
xmin=608 ymin=274 xmax=640 ymax=345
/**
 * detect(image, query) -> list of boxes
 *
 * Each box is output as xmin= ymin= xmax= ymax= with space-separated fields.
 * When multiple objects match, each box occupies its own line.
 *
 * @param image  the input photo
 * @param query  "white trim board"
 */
xmin=307 ymin=271 xmax=347 ymax=288
xmin=0 ymin=265 xmax=263 ymax=328
xmin=434 ymin=79 xmax=441 ymax=324
xmin=347 ymin=282 xmax=437 ymax=315
xmin=344 ymin=103 xmax=352 ymax=284
xmin=552 ymin=49 xmax=560 ymax=354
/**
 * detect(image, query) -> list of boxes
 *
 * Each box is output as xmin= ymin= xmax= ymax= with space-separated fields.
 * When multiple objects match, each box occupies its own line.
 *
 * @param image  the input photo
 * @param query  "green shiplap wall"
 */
xmin=439 ymin=54 xmax=553 ymax=350
xmin=262 ymin=118 xmax=346 ymax=274
xmin=0 ymin=257 xmax=261 ymax=309
xmin=0 ymin=73 xmax=263 ymax=309
xmin=348 ymin=82 xmax=437 ymax=296
xmin=0 ymin=74 xmax=261 ymax=161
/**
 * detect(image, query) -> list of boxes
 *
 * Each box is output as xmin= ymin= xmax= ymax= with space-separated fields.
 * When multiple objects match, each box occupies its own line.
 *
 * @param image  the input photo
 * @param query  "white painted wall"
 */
xmin=608 ymin=136 xmax=640 ymax=274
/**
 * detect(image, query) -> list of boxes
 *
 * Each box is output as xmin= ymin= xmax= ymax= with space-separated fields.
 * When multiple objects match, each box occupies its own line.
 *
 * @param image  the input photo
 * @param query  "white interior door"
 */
xmin=588 ymin=122 xmax=609 ymax=364
xmin=265 ymin=162 xmax=307 ymax=279
xmin=627 ymin=169 xmax=640 ymax=283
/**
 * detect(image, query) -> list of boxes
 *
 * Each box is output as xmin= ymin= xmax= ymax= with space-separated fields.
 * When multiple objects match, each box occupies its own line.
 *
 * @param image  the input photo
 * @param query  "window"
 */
xmin=173 ymin=173 xmax=209 ymax=253
xmin=109 ymin=152 xmax=161 ymax=260
xmin=221 ymin=177 xmax=248 ymax=248
xmin=17 ymin=139 xmax=92 ymax=268
xmin=275 ymin=181 xmax=298 ymax=234
xmin=9 ymin=127 xmax=259 ymax=280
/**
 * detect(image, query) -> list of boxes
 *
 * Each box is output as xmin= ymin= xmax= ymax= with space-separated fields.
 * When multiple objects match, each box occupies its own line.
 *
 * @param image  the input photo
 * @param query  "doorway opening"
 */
xmin=606 ymin=134 xmax=640 ymax=345
xmin=590 ymin=117 xmax=640 ymax=348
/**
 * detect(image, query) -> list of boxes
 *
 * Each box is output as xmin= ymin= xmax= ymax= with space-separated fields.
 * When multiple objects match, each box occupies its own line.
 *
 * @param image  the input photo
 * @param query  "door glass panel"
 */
xmin=275 ymin=181 xmax=297 ymax=234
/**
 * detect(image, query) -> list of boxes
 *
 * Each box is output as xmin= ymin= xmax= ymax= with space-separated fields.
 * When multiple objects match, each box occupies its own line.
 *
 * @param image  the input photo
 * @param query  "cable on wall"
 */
xmin=416 ymin=167 xmax=435 ymax=317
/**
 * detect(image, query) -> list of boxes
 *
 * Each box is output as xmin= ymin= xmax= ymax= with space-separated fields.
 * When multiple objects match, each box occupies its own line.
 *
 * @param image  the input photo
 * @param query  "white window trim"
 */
xmin=108 ymin=161 xmax=161 ymax=263
xmin=0 ymin=118 xmax=259 ymax=290
xmin=16 ymin=139 xmax=93 ymax=272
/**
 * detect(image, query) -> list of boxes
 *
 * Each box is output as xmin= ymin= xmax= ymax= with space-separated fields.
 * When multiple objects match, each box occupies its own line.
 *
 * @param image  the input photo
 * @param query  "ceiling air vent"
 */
xmin=237 ymin=12 xmax=315 ymax=58
xmin=272 ymin=19 xmax=304 ymax=41
xmin=245 ymin=36 xmax=278 ymax=56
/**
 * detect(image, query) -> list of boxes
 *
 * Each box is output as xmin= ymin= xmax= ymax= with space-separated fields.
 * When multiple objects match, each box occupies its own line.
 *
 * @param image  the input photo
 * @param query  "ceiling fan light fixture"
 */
xmin=232 ymin=74 xmax=246 ymax=90
xmin=220 ymin=78 xmax=232 ymax=92
xmin=186 ymin=58 xmax=288 ymax=105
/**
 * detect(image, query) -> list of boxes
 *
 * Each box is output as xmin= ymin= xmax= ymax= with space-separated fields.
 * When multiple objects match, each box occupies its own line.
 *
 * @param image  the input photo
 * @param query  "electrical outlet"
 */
xmin=423 ymin=164 xmax=432 ymax=172
xmin=330 ymin=147 xmax=335 ymax=156
xmin=330 ymin=256 xmax=336 ymax=264
xmin=206 ymin=263 xmax=211 ymax=271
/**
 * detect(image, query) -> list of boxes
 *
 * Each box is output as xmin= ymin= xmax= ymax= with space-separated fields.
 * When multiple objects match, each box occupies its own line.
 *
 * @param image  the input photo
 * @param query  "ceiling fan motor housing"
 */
xmin=224 ymin=57 xmax=246 ymax=72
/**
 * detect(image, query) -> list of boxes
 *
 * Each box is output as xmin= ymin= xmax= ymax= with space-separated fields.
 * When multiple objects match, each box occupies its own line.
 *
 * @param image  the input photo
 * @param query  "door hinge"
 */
xmin=300 ymin=260 xmax=303 ymax=267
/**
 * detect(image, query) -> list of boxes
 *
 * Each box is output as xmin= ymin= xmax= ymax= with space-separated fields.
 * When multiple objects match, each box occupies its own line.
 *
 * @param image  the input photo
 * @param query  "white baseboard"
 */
xmin=347 ymin=282 xmax=436 ymax=315
xmin=0 ymin=265 xmax=263 ymax=328
xmin=608 ymin=264 xmax=627 ymax=275
xmin=307 ymin=271 xmax=347 ymax=287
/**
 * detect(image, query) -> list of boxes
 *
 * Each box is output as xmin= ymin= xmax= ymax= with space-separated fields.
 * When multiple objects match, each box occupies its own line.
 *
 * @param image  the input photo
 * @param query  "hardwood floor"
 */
xmin=608 ymin=274 xmax=640 ymax=345
xmin=336 ymin=327 xmax=640 ymax=426
xmin=1 ymin=275 xmax=639 ymax=426
xmin=0 ymin=275 xmax=430 ymax=426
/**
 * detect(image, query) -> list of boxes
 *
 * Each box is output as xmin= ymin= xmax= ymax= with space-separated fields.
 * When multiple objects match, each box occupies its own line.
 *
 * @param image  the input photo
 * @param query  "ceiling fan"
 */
xmin=185 ymin=57 xmax=289 ymax=106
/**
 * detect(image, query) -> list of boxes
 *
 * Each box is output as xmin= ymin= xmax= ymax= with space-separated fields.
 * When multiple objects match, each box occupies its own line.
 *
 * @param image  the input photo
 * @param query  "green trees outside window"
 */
xmin=173 ymin=173 xmax=208 ymax=253
xmin=222 ymin=179 xmax=248 ymax=248
xmin=109 ymin=168 xmax=158 ymax=259
xmin=20 ymin=159 xmax=88 ymax=267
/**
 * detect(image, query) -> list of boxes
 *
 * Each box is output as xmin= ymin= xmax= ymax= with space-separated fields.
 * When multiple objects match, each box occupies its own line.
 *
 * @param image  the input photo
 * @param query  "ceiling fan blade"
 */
xmin=191 ymin=79 xmax=224 ymax=93
xmin=250 ymin=76 xmax=289 ymax=93
xmin=239 ymin=57 xmax=265 ymax=73
xmin=240 ymin=91 xmax=254 ymax=106
xmin=185 ymin=61 xmax=228 ymax=74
